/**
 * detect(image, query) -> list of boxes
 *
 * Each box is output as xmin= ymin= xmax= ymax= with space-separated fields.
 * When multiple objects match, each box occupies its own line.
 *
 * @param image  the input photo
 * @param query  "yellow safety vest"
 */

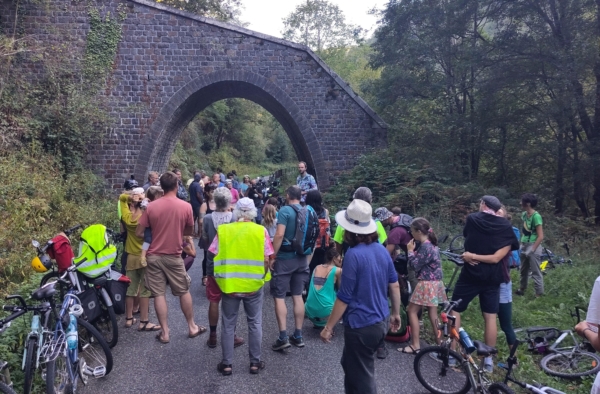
xmin=214 ymin=221 xmax=270 ymax=294
xmin=73 ymin=224 xmax=117 ymax=278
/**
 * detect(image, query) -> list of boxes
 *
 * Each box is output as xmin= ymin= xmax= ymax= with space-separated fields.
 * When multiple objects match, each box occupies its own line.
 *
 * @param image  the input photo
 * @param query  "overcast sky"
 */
xmin=240 ymin=0 xmax=388 ymax=38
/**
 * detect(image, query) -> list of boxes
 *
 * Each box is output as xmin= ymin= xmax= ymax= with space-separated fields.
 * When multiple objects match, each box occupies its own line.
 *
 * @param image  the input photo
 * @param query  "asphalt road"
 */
xmin=81 ymin=251 xmax=432 ymax=394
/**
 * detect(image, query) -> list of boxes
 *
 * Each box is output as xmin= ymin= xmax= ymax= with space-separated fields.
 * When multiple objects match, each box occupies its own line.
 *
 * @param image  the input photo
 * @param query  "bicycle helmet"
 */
xmin=123 ymin=175 xmax=138 ymax=191
xmin=31 ymin=255 xmax=52 ymax=273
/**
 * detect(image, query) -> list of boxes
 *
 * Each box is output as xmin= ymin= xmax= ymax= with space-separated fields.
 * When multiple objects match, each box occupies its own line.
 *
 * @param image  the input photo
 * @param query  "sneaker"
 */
xmin=290 ymin=335 xmax=305 ymax=348
xmin=272 ymin=337 xmax=291 ymax=351
xmin=377 ymin=346 xmax=389 ymax=359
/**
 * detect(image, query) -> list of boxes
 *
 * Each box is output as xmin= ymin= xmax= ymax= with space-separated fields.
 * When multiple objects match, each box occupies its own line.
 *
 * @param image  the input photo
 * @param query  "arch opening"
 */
xmin=135 ymin=71 xmax=327 ymax=188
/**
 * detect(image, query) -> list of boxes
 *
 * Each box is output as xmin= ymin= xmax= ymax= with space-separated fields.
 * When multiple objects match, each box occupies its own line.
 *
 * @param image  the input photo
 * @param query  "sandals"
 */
xmin=399 ymin=345 xmax=420 ymax=355
xmin=155 ymin=332 xmax=170 ymax=344
xmin=138 ymin=321 xmax=161 ymax=332
xmin=217 ymin=362 xmax=232 ymax=376
xmin=249 ymin=361 xmax=265 ymax=374
xmin=189 ymin=326 xmax=207 ymax=338
xmin=125 ymin=317 xmax=137 ymax=328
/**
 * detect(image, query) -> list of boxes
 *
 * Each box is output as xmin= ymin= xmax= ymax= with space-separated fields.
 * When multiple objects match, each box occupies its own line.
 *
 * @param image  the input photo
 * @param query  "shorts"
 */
xmin=270 ymin=255 xmax=309 ymax=298
xmin=192 ymin=204 xmax=200 ymax=220
xmin=451 ymin=280 xmax=500 ymax=314
xmin=499 ymin=281 xmax=512 ymax=304
xmin=145 ymin=254 xmax=190 ymax=297
xmin=126 ymin=267 xmax=151 ymax=298
xmin=205 ymin=276 xmax=222 ymax=303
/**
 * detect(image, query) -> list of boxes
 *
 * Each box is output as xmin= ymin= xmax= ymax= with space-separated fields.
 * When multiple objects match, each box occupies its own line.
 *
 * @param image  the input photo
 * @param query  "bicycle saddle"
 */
xmin=473 ymin=340 xmax=497 ymax=357
xmin=31 ymin=283 xmax=56 ymax=301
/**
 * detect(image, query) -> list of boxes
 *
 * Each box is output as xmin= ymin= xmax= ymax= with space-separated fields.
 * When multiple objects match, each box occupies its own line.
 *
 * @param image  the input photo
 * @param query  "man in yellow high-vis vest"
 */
xmin=209 ymin=197 xmax=274 ymax=376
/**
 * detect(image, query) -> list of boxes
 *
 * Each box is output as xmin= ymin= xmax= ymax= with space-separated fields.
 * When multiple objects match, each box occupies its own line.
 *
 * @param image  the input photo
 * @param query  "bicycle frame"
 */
xmin=0 ymin=360 xmax=12 ymax=389
xmin=22 ymin=302 xmax=52 ymax=373
xmin=549 ymin=330 xmax=585 ymax=354
xmin=53 ymin=290 xmax=82 ymax=388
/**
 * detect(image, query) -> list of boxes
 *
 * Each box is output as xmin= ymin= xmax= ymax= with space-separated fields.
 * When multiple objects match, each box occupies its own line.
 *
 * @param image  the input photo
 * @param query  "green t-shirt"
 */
xmin=521 ymin=211 xmax=543 ymax=243
xmin=277 ymin=204 xmax=302 ymax=260
xmin=332 ymin=220 xmax=388 ymax=245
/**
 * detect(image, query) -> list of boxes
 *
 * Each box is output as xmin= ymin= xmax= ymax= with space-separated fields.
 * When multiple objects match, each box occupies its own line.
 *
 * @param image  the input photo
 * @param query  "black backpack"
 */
xmin=281 ymin=205 xmax=320 ymax=255
xmin=390 ymin=214 xmax=413 ymax=231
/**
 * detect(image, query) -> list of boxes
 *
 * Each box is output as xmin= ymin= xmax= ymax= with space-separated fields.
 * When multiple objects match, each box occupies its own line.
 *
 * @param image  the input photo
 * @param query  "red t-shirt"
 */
xmin=387 ymin=218 xmax=412 ymax=254
xmin=138 ymin=196 xmax=193 ymax=256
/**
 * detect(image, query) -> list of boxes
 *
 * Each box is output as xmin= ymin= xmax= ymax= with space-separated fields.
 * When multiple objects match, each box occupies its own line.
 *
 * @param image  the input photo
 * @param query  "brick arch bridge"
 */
xmin=2 ymin=0 xmax=387 ymax=190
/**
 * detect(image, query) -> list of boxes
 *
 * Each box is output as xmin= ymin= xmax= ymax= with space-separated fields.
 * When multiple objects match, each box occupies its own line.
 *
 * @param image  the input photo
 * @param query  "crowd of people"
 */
xmin=115 ymin=163 xmax=600 ymax=394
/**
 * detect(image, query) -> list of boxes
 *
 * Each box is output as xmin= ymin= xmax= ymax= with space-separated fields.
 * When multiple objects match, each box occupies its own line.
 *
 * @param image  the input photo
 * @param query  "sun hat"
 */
xmin=132 ymin=187 xmax=145 ymax=195
xmin=236 ymin=197 xmax=255 ymax=211
xmin=481 ymin=195 xmax=501 ymax=212
xmin=374 ymin=207 xmax=393 ymax=222
xmin=335 ymin=199 xmax=377 ymax=235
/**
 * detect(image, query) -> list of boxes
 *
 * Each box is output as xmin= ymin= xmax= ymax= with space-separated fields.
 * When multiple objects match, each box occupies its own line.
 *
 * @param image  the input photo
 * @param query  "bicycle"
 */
xmin=499 ymin=340 xmax=566 ymax=394
xmin=0 ymin=318 xmax=20 ymax=394
xmin=1 ymin=293 xmax=54 ymax=394
xmin=514 ymin=307 xmax=600 ymax=378
xmin=37 ymin=225 xmax=121 ymax=348
xmin=41 ymin=278 xmax=113 ymax=393
xmin=413 ymin=300 xmax=514 ymax=394
xmin=438 ymin=234 xmax=466 ymax=297
xmin=540 ymin=243 xmax=572 ymax=272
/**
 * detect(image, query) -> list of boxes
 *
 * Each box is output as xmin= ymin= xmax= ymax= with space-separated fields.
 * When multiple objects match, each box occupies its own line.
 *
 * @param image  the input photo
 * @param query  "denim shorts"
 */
xmin=499 ymin=281 xmax=512 ymax=304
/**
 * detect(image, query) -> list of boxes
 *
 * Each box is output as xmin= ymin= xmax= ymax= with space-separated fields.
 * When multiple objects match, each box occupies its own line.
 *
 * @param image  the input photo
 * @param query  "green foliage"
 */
xmin=0 ymin=149 xmax=118 ymax=295
xmin=154 ymin=0 xmax=241 ymax=21
xmin=83 ymin=7 xmax=124 ymax=88
xmin=281 ymin=0 xmax=364 ymax=53
xmin=169 ymin=98 xmax=296 ymax=179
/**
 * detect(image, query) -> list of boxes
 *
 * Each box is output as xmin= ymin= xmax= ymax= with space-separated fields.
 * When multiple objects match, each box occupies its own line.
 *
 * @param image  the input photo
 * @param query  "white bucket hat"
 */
xmin=335 ymin=199 xmax=377 ymax=235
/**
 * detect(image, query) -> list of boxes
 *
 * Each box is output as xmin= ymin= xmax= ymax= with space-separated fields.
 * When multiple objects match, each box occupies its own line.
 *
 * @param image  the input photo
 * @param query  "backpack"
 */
xmin=315 ymin=211 xmax=330 ymax=250
xmin=281 ymin=205 xmax=319 ymax=255
xmin=390 ymin=214 xmax=413 ymax=231
xmin=509 ymin=226 xmax=521 ymax=268
xmin=73 ymin=224 xmax=117 ymax=278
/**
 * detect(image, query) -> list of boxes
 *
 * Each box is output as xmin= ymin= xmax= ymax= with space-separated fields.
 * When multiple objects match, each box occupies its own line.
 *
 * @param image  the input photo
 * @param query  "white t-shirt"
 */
xmin=588 ymin=277 xmax=600 ymax=394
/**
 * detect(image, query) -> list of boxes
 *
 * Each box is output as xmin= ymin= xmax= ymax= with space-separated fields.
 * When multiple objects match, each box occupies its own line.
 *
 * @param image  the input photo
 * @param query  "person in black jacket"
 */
xmin=451 ymin=195 xmax=519 ymax=372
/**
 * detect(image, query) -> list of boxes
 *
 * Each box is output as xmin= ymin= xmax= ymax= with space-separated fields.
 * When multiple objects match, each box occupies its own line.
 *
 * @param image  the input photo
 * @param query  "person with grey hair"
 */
xmin=209 ymin=197 xmax=274 ymax=375
xmin=332 ymin=187 xmax=388 ymax=256
xmin=202 ymin=187 xmax=245 ymax=349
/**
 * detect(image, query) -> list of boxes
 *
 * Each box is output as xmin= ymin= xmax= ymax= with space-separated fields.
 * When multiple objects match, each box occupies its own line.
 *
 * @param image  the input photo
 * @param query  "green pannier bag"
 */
xmin=73 ymin=224 xmax=117 ymax=278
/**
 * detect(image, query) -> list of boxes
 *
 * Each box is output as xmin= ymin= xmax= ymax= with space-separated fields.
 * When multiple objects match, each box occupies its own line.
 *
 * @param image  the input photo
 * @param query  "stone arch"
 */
xmin=134 ymin=70 xmax=327 ymax=188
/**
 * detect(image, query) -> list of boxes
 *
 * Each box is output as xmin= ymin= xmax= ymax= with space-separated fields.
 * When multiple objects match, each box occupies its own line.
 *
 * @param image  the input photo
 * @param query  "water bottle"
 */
xmin=66 ymin=314 xmax=78 ymax=350
xmin=458 ymin=327 xmax=476 ymax=354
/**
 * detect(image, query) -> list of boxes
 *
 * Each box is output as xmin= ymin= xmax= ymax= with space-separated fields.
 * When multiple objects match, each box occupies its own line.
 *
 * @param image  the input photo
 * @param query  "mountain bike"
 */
xmin=413 ymin=300 xmax=514 ymax=394
xmin=540 ymin=243 xmax=572 ymax=272
xmin=499 ymin=341 xmax=566 ymax=394
xmin=438 ymin=235 xmax=466 ymax=296
xmin=2 ymin=293 xmax=54 ymax=394
xmin=41 ymin=278 xmax=113 ymax=393
xmin=37 ymin=226 xmax=121 ymax=348
xmin=514 ymin=307 xmax=600 ymax=378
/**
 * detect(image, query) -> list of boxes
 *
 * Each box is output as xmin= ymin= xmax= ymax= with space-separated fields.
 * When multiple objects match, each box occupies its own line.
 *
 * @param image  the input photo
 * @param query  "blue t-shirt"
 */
xmin=276 ymin=204 xmax=301 ymax=260
xmin=337 ymin=242 xmax=398 ymax=329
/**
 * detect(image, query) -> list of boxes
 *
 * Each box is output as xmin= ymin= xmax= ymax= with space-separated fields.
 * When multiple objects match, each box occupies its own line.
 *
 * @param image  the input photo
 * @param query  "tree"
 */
xmin=281 ymin=0 xmax=364 ymax=53
xmin=155 ymin=0 xmax=241 ymax=21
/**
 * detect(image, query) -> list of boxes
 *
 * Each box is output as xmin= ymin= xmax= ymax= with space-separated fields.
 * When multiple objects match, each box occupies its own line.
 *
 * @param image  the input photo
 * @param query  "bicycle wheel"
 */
xmin=488 ymin=382 xmax=515 ymax=394
xmin=45 ymin=351 xmax=71 ymax=394
xmin=414 ymin=346 xmax=471 ymax=394
xmin=540 ymin=351 xmax=600 ymax=378
xmin=94 ymin=304 xmax=118 ymax=348
xmin=40 ymin=271 xmax=68 ymax=305
xmin=76 ymin=317 xmax=113 ymax=376
xmin=449 ymin=235 xmax=465 ymax=254
xmin=0 ymin=381 xmax=16 ymax=394
xmin=23 ymin=337 xmax=38 ymax=394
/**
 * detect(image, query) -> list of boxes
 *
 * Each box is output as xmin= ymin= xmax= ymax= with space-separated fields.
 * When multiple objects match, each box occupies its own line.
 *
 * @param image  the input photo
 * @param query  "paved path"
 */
xmin=82 ymin=251 xmax=429 ymax=394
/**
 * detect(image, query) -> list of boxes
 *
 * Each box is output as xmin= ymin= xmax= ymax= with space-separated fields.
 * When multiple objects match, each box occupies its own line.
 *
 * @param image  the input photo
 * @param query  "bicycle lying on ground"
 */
xmin=413 ymin=300 xmax=514 ymax=394
xmin=498 ymin=340 xmax=566 ymax=394
xmin=514 ymin=307 xmax=600 ymax=378
xmin=540 ymin=243 xmax=572 ymax=272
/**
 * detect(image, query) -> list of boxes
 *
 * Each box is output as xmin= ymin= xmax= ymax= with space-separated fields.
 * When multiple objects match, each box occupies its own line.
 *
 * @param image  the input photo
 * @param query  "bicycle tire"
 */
xmin=414 ymin=346 xmax=471 ymax=394
xmin=449 ymin=235 xmax=465 ymax=254
xmin=40 ymin=271 xmax=68 ymax=306
xmin=540 ymin=351 xmax=600 ymax=378
xmin=23 ymin=337 xmax=38 ymax=394
xmin=45 ymin=351 xmax=71 ymax=394
xmin=94 ymin=304 xmax=118 ymax=348
xmin=76 ymin=317 xmax=113 ymax=376
xmin=0 ymin=381 xmax=16 ymax=394
xmin=488 ymin=382 xmax=515 ymax=394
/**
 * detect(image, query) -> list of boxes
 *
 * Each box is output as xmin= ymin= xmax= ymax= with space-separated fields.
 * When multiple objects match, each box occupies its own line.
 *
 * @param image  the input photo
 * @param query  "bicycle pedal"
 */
xmin=83 ymin=364 xmax=106 ymax=378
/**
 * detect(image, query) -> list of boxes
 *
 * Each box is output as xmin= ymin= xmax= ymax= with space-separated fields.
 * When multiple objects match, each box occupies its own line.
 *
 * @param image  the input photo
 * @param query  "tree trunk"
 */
xmin=554 ymin=127 xmax=566 ymax=215
xmin=571 ymin=124 xmax=590 ymax=217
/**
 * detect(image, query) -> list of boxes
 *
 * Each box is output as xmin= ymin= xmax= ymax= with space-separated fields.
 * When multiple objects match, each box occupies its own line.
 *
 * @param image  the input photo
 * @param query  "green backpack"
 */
xmin=73 ymin=224 xmax=117 ymax=278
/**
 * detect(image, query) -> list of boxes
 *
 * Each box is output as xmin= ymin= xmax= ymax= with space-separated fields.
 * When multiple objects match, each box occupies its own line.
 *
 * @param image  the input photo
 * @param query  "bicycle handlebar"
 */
xmin=64 ymin=224 xmax=82 ymax=236
xmin=440 ymin=299 xmax=462 ymax=314
xmin=439 ymin=251 xmax=464 ymax=266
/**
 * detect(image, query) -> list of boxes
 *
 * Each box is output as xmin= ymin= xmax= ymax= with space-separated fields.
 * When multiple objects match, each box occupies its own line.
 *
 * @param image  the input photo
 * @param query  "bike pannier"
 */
xmin=79 ymin=287 xmax=102 ymax=323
